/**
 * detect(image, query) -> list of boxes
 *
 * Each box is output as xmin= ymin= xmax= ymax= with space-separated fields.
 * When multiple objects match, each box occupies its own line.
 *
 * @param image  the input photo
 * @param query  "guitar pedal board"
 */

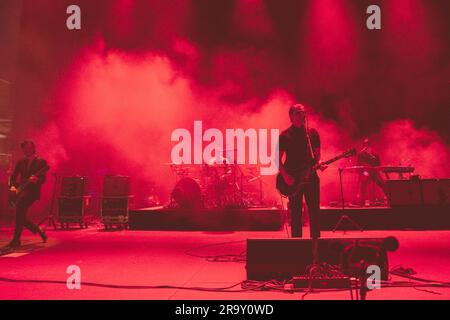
xmin=292 ymin=275 xmax=354 ymax=289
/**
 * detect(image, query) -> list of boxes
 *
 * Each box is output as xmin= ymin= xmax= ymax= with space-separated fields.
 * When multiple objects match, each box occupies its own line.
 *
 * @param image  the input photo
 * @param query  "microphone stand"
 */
xmin=304 ymin=116 xmax=320 ymax=263
xmin=304 ymin=116 xmax=316 ymax=164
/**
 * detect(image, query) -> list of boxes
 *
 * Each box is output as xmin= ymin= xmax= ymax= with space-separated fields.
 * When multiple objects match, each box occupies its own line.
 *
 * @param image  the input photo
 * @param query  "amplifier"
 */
xmin=421 ymin=179 xmax=450 ymax=205
xmin=61 ymin=176 xmax=88 ymax=197
xmin=103 ymin=175 xmax=130 ymax=197
xmin=387 ymin=179 xmax=450 ymax=206
xmin=386 ymin=179 xmax=422 ymax=206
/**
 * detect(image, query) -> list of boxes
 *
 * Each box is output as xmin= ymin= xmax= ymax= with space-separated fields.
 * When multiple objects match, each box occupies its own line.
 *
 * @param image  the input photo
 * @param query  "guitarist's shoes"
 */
xmin=7 ymin=240 xmax=21 ymax=248
xmin=38 ymin=227 xmax=48 ymax=243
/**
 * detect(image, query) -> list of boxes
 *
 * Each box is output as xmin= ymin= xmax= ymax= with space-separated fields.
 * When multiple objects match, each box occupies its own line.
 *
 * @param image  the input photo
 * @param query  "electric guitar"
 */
xmin=276 ymin=148 xmax=356 ymax=197
xmin=8 ymin=165 xmax=50 ymax=208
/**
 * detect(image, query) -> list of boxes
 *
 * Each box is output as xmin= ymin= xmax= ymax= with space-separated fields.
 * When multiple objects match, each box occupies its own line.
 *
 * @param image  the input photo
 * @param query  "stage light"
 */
xmin=301 ymin=0 xmax=360 ymax=90
xmin=382 ymin=0 xmax=440 ymax=67
xmin=108 ymin=0 xmax=136 ymax=41
xmin=232 ymin=0 xmax=273 ymax=38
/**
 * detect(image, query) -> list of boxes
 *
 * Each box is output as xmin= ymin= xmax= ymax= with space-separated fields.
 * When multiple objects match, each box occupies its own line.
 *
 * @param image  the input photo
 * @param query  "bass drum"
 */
xmin=171 ymin=178 xmax=202 ymax=209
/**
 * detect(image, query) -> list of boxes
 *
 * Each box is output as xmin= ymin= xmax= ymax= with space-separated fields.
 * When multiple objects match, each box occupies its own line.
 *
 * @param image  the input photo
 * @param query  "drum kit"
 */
xmin=166 ymin=155 xmax=264 ymax=209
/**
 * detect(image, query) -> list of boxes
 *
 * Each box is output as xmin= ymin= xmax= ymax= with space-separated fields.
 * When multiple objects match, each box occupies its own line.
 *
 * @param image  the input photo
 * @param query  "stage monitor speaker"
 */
xmin=421 ymin=179 xmax=450 ymax=205
xmin=61 ymin=176 xmax=87 ymax=197
xmin=386 ymin=179 xmax=422 ymax=206
xmin=246 ymin=238 xmax=398 ymax=281
xmin=103 ymin=175 xmax=130 ymax=197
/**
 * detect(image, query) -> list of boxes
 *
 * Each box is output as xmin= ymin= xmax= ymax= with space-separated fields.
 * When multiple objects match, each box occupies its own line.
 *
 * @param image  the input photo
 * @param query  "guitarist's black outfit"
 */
xmin=279 ymin=125 xmax=321 ymax=238
xmin=8 ymin=156 xmax=49 ymax=246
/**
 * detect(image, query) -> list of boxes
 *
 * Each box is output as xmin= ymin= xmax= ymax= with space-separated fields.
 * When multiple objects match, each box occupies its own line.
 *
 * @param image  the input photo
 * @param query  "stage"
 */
xmin=126 ymin=204 xmax=450 ymax=231
xmin=128 ymin=206 xmax=284 ymax=231
xmin=320 ymin=205 xmax=450 ymax=231
xmin=1 ymin=0 xmax=450 ymax=305
xmin=1 ymin=227 xmax=450 ymax=300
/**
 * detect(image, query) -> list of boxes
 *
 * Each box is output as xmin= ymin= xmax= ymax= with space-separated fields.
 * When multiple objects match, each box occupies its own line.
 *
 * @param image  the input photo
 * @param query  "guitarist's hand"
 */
xmin=9 ymin=186 xmax=17 ymax=193
xmin=29 ymin=175 xmax=39 ymax=184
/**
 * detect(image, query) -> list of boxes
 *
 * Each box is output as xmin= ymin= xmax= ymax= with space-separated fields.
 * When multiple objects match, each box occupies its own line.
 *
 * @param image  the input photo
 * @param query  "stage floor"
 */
xmin=1 ymin=227 xmax=449 ymax=300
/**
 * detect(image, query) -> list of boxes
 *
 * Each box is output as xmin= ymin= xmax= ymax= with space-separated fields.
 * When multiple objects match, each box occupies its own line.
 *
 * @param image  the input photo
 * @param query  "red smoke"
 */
xmin=232 ymin=0 xmax=274 ymax=38
xmin=377 ymin=120 xmax=450 ymax=179
xmin=29 ymin=36 xmax=450 ymax=208
xmin=27 ymin=38 xmax=352 ymax=206
xmin=301 ymin=0 xmax=361 ymax=94
xmin=13 ymin=1 xmax=450 ymax=212
xmin=31 ymin=39 xmax=288 ymax=204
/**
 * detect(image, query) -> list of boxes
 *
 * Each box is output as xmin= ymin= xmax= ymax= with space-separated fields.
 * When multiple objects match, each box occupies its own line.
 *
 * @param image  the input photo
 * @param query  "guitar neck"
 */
xmin=322 ymin=154 xmax=345 ymax=166
xmin=318 ymin=149 xmax=355 ymax=167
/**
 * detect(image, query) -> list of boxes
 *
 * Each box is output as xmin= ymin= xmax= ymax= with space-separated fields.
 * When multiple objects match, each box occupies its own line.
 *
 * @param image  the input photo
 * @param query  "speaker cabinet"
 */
xmin=103 ymin=175 xmax=130 ymax=197
xmin=61 ymin=176 xmax=87 ymax=197
xmin=421 ymin=179 xmax=450 ymax=205
xmin=387 ymin=180 xmax=422 ymax=206
xmin=387 ymin=179 xmax=450 ymax=206
xmin=246 ymin=238 xmax=395 ymax=281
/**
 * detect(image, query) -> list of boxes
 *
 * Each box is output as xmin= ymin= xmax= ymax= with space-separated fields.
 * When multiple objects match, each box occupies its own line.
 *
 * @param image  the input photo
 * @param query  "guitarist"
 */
xmin=7 ymin=140 xmax=49 ymax=248
xmin=278 ymin=104 xmax=326 ymax=239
